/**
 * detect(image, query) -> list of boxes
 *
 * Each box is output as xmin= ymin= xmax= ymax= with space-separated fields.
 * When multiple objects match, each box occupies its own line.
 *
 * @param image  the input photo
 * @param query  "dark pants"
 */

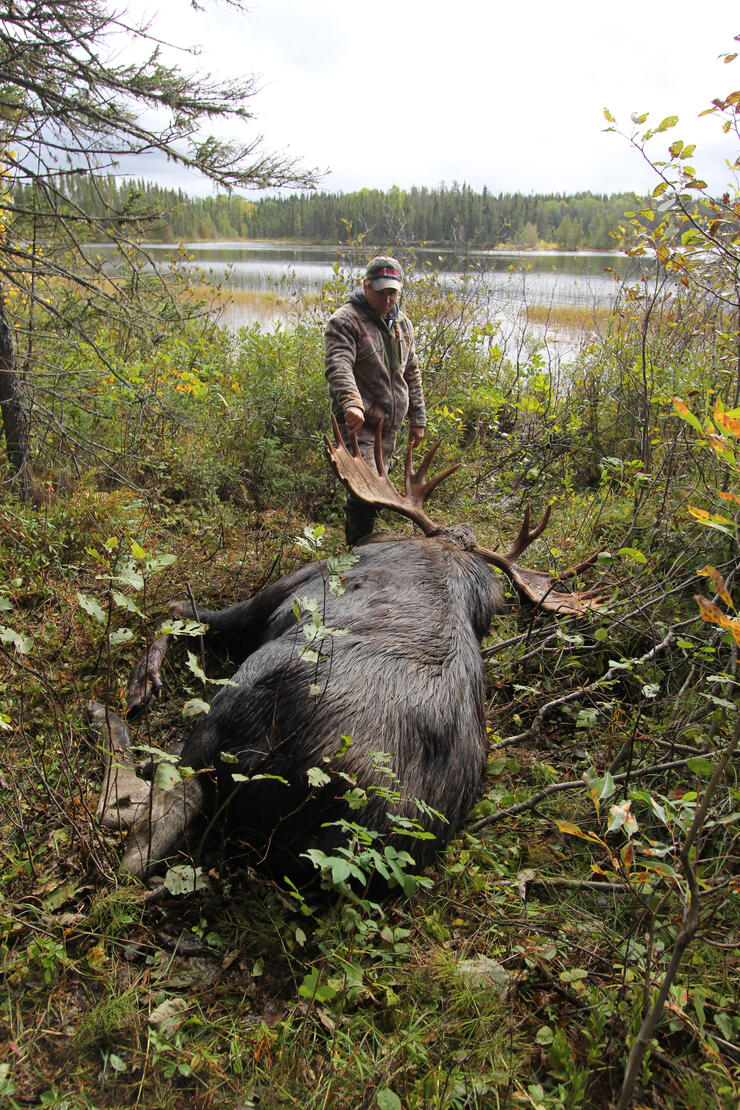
xmin=345 ymin=495 xmax=378 ymax=546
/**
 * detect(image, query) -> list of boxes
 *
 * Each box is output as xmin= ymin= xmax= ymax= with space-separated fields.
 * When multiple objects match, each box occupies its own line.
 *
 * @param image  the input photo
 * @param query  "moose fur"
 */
xmin=92 ymin=530 xmax=506 ymax=889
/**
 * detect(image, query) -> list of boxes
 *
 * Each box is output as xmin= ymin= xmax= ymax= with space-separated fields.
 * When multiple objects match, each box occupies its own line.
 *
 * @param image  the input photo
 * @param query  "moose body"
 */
xmin=92 ymin=427 xmax=600 ymax=890
xmin=98 ymin=533 xmax=505 ymax=887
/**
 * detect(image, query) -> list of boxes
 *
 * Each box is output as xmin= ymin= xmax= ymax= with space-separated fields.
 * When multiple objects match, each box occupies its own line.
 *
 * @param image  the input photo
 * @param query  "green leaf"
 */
xmin=327 ymin=552 xmax=359 ymax=576
xmin=598 ymin=771 xmax=616 ymax=801
xmin=559 ymin=968 xmax=588 ymax=983
xmin=535 ymin=1024 xmax=555 ymax=1045
xmin=307 ymin=766 xmax=331 ymax=788
xmin=331 ymin=858 xmax=352 ymax=884
xmin=110 ymin=589 xmax=144 ymax=617
xmin=377 ymin=1091 xmax=402 ymax=1110
xmin=155 ymin=762 xmax=182 ymax=791
xmin=158 ymin=619 xmax=208 ymax=637
xmin=618 ymin=547 xmax=647 ymax=563
xmin=0 ymin=626 xmax=34 ymax=654
xmin=77 ymin=592 xmax=105 ymax=623
xmin=109 ymin=627 xmax=133 ymax=646
xmin=687 ymin=756 xmax=714 ymax=775
xmin=186 ymin=650 xmax=208 ymax=683
xmin=182 ymin=698 xmax=210 ymax=716
xmin=656 ymin=114 xmax=679 ymax=132
xmin=145 ymin=553 xmax=177 ymax=574
xmin=298 ymin=968 xmax=336 ymax=1002
xmin=163 ymin=864 xmax=206 ymax=896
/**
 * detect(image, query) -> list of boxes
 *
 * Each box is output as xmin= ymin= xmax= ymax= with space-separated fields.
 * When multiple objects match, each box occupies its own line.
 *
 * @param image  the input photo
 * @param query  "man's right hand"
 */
xmin=344 ymin=406 xmax=365 ymax=433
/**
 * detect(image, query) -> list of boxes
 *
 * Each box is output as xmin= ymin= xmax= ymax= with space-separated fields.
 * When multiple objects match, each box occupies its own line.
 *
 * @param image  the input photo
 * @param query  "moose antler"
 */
xmin=324 ymin=418 xmax=606 ymax=615
xmin=325 ymin=414 xmax=460 ymax=535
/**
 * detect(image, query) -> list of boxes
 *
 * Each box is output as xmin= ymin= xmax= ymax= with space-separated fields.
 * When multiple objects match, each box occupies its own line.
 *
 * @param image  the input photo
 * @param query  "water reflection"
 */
xmin=90 ymin=240 xmax=648 ymax=327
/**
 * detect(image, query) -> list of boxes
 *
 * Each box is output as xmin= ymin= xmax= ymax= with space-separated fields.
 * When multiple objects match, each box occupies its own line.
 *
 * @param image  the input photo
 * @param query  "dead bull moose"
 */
xmin=89 ymin=421 xmax=602 ymax=892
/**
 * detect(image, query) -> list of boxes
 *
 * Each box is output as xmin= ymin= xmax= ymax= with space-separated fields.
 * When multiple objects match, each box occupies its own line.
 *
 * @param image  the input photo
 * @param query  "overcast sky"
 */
xmin=122 ymin=0 xmax=739 ymax=197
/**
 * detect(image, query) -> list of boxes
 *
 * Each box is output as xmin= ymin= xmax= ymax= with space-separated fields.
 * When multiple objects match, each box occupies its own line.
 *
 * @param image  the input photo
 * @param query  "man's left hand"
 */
xmin=409 ymin=426 xmax=425 ymax=448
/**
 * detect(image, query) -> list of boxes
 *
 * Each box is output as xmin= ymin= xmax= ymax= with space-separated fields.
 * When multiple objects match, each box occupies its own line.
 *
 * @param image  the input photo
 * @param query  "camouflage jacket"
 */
xmin=324 ymin=293 xmax=427 ymax=440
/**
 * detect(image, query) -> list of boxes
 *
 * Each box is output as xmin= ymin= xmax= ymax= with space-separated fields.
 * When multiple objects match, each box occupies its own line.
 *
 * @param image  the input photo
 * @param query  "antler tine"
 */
xmin=373 ymin=419 xmax=388 ymax=478
xmin=473 ymin=504 xmax=606 ymax=615
xmin=405 ymin=436 xmax=439 ymax=484
xmin=500 ymin=504 xmax=552 ymax=560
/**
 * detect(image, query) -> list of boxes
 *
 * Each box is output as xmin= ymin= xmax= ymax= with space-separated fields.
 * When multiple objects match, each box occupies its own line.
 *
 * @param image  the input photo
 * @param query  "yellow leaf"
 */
xmin=695 ymin=597 xmax=740 ymax=644
xmin=695 ymin=595 xmax=727 ymax=624
xmin=714 ymin=409 xmax=740 ymax=438
xmin=697 ymin=566 xmax=735 ymax=609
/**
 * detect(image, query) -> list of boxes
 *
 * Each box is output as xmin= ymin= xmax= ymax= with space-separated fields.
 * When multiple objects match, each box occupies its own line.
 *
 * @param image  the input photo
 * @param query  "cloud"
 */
xmin=121 ymin=0 xmax=740 ymax=197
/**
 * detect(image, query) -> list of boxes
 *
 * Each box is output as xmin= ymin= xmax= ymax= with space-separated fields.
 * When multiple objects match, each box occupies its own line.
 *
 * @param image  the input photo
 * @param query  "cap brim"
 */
xmin=369 ymin=278 xmax=402 ymax=291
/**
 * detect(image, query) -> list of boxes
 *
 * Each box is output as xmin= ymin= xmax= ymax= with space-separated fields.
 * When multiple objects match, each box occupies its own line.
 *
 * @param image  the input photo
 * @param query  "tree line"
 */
xmin=13 ymin=174 xmax=639 ymax=249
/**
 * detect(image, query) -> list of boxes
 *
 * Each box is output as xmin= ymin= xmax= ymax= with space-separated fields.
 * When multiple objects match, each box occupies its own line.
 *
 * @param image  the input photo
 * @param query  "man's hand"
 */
xmin=409 ymin=425 xmax=425 ymax=448
xmin=344 ymin=406 xmax=365 ymax=433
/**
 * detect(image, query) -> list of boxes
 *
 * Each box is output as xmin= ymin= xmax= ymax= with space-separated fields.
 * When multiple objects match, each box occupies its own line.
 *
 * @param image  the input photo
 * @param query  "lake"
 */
xmin=114 ymin=241 xmax=648 ymax=329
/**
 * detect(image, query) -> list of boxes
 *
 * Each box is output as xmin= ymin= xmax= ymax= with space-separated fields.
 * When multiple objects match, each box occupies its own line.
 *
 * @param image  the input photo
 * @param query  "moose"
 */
xmin=90 ymin=421 xmax=601 ymax=892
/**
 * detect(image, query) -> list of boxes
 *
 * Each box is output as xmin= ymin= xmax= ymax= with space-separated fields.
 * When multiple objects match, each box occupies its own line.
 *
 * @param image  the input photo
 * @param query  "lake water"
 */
xmin=117 ymin=241 xmax=648 ymax=328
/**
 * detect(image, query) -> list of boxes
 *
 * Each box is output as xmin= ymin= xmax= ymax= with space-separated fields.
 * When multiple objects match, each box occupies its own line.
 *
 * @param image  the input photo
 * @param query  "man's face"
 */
xmin=364 ymin=280 xmax=400 ymax=315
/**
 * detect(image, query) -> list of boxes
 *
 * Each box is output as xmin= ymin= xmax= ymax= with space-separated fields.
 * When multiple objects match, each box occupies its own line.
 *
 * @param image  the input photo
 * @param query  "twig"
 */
xmin=489 ymin=627 xmax=679 ymax=752
xmin=616 ymin=715 xmax=740 ymax=1110
xmin=470 ymin=756 xmax=706 ymax=831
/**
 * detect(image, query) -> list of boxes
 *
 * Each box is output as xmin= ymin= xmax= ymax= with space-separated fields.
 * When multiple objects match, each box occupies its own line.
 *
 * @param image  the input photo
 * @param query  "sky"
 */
xmin=120 ymin=0 xmax=740 ymax=198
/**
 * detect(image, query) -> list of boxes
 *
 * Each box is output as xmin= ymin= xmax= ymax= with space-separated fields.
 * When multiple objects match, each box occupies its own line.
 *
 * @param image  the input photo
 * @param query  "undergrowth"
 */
xmin=1 ymin=260 xmax=739 ymax=1109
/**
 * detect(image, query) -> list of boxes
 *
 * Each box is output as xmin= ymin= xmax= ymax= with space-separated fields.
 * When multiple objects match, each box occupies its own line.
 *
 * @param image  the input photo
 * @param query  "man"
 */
xmin=324 ymin=255 xmax=427 ymax=544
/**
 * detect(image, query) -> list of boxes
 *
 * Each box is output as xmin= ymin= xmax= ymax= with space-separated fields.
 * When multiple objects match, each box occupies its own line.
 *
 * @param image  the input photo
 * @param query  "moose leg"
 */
xmin=127 ymin=561 xmax=325 ymax=713
xmin=127 ymin=633 xmax=171 ymax=713
xmin=88 ymin=701 xmax=152 ymax=829
xmin=88 ymin=700 xmax=205 ymax=878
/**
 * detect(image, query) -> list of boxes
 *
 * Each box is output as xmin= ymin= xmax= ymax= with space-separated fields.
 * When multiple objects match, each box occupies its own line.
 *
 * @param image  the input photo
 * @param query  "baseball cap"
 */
xmin=365 ymin=256 xmax=404 ymax=291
